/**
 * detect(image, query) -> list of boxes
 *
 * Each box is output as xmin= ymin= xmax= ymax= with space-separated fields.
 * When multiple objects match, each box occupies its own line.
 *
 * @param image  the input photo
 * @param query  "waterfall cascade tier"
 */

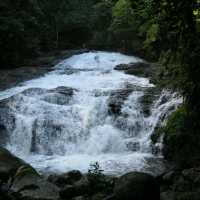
xmin=0 ymin=52 xmax=182 ymax=175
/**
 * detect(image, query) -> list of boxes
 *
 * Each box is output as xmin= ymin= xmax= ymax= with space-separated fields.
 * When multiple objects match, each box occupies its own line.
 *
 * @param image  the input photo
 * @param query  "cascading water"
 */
xmin=0 ymin=52 xmax=182 ymax=175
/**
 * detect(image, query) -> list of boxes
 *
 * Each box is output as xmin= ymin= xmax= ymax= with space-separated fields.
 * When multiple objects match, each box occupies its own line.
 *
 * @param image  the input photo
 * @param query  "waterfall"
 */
xmin=0 ymin=52 xmax=182 ymax=175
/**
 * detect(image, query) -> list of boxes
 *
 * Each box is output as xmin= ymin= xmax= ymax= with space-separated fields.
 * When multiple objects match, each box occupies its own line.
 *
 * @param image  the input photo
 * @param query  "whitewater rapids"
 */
xmin=0 ymin=52 xmax=181 ymax=175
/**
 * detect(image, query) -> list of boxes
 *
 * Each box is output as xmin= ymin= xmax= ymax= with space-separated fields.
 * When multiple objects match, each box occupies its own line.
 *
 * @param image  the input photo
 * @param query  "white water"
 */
xmin=0 ymin=51 xmax=181 ymax=175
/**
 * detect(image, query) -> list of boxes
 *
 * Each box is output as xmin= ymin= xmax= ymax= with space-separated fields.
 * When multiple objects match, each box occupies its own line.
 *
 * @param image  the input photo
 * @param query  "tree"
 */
xmin=109 ymin=0 xmax=135 ymax=51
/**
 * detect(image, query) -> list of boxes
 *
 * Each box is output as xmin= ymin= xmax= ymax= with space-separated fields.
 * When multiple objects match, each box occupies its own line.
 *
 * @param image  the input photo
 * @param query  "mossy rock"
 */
xmin=162 ymin=106 xmax=200 ymax=167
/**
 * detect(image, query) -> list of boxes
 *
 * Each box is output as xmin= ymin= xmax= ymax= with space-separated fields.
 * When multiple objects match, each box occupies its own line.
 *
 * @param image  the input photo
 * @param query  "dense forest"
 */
xmin=0 ymin=0 xmax=200 ymax=199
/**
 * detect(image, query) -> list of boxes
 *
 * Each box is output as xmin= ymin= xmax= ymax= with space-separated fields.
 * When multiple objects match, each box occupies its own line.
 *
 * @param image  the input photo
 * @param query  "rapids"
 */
xmin=0 ymin=52 xmax=182 ymax=175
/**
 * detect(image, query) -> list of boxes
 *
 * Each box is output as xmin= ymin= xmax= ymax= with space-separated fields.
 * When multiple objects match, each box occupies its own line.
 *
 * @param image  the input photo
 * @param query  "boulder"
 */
xmin=160 ymin=191 xmax=174 ymax=200
xmin=114 ymin=62 xmax=152 ymax=78
xmin=113 ymin=172 xmax=160 ymax=200
xmin=60 ymin=176 xmax=90 ymax=199
xmin=11 ymin=166 xmax=59 ymax=200
xmin=0 ymin=147 xmax=27 ymax=181
xmin=108 ymin=88 xmax=135 ymax=115
xmin=0 ymin=148 xmax=59 ymax=200
xmin=48 ymin=170 xmax=83 ymax=188
xmin=21 ymin=86 xmax=76 ymax=105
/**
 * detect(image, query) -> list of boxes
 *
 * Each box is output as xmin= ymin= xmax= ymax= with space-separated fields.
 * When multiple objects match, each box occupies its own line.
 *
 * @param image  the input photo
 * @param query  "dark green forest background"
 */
xmin=0 ymin=0 xmax=200 ymax=167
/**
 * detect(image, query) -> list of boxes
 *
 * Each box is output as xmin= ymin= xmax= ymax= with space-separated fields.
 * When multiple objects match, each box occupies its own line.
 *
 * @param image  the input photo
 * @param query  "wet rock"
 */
xmin=138 ymin=87 xmax=161 ymax=117
xmin=11 ymin=166 xmax=59 ymax=200
xmin=0 ymin=147 xmax=27 ymax=181
xmin=72 ymin=196 xmax=88 ymax=200
xmin=159 ymin=167 xmax=200 ymax=200
xmin=160 ymin=191 xmax=174 ymax=200
xmin=0 ymin=103 xmax=16 ymax=135
xmin=103 ymin=194 xmax=115 ymax=200
xmin=126 ymin=141 xmax=140 ymax=152
xmin=175 ymin=191 xmax=200 ymax=200
xmin=113 ymin=172 xmax=160 ymax=200
xmin=108 ymin=88 xmax=135 ymax=115
xmin=182 ymin=168 xmax=200 ymax=183
xmin=162 ymin=170 xmax=177 ymax=184
xmin=0 ymin=125 xmax=8 ymax=146
xmin=22 ymin=88 xmax=47 ymax=96
xmin=60 ymin=176 xmax=90 ymax=199
xmin=21 ymin=86 xmax=76 ymax=105
xmin=91 ymin=192 xmax=107 ymax=200
xmin=48 ymin=170 xmax=83 ymax=188
xmin=0 ymin=148 xmax=59 ymax=200
xmin=114 ymin=62 xmax=151 ymax=78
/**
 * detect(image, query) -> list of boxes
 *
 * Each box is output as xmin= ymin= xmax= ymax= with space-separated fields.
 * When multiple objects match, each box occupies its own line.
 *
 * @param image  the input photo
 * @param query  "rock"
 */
xmin=21 ymin=86 xmax=76 ymax=105
xmin=162 ymin=170 xmax=177 ymax=184
xmin=72 ymin=196 xmax=88 ymax=200
xmin=10 ymin=165 xmax=59 ymax=200
xmin=113 ymin=172 xmax=160 ymax=200
xmin=114 ymin=62 xmax=152 ymax=78
xmin=126 ymin=141 xmax=140 ymax=152
xmin=11 ymin=170 xmax=59 ymax=200
xmin=60 ymin=176 xmax=90 ymax=199
xmin=0 ymin=125 xmax=8 ymax=146
xmin=103 ymin=194 xmax=115 ymax=200
xmin=91 ymin=192 xmax=107 ymax=200
xmin=0 ymin=147 xmax=27 ymax=181
xmin=21 ymin=87 xmax=47 ymax=96
xmin=108 ymin=88 xmax=135 ymax=115
xmin=160 ymin=191 xmax=174 ymax=200
xmin=40 ymin=87 xmax=76 ymax=105
xmin=175 ymin=191 xmax=200 ymax=200
xmin=48 ymin=170 xmax=83 ymax=187
xmin=173 ymin=176 xmax=192 ymax=192
xmin=138 ymin=87 xmax=161 ymax=117
xmin=0 ymin=148 xmax=59 ymax=200
xmin=49 ymin=86 xmax=75 ymax=96
xmin=182 ymin=168 xmax=200 ymax=184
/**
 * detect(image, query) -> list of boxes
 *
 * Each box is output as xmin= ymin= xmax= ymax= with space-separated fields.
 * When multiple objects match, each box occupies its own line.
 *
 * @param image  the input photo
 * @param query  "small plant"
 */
xmin=87 ymin=162 xmax=113 ymax=194
xmin=88 ymin=162 xmax=104 ymax=178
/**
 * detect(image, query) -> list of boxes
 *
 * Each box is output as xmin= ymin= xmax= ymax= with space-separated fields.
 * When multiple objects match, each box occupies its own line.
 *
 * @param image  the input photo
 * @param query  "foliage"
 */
xmin=109 ymin=0 xmax=136 ymax=51
xmin=0 ymin=0 xmax=97 ymax=68
xmin=87 ymin=162 xmax=113 ymax=194
xmin=162 ymin=106 xmax=200 ymax=167
xmin=0 ymin=0 xmax=42 ymax=67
